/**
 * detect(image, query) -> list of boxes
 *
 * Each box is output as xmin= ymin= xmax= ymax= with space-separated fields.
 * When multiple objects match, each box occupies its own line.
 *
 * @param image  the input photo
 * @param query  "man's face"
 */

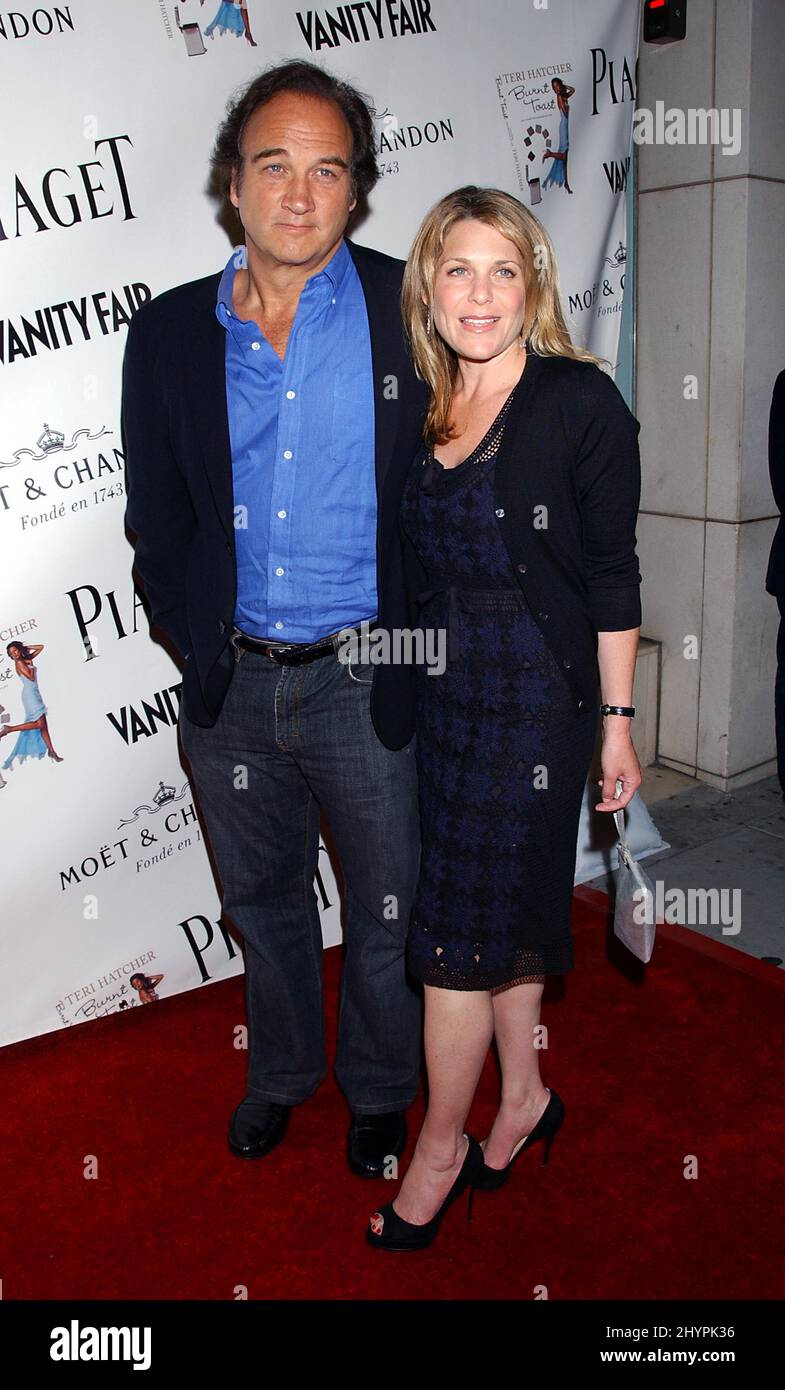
xmin=229 ymin=90 xmax=357 ymax=271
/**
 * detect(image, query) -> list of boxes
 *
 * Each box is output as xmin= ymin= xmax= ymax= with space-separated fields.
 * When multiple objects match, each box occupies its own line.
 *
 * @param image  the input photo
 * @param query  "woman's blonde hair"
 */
xmin=401 ymin=184 xmax=609 ymax=443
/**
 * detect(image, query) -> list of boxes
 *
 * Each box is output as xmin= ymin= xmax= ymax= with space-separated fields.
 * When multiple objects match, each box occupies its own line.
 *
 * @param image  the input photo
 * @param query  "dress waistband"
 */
xmin=415 ymin=573 xmax=522 ymax=662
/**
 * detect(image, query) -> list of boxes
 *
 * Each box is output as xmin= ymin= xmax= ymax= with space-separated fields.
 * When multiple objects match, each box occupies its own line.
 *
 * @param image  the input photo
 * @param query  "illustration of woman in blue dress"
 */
xmin=204 ymin=0 xmax=256 ymax=44
xmin=542 ymin=78 xmax=575 ymax=194
xmin=0 ymin=641 xmax=63 ymax=769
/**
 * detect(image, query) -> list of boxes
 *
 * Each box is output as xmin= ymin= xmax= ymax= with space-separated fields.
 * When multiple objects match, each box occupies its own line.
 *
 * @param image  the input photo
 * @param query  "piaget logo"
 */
xmin=50 ymin=1320 xmax=151 ymax=1370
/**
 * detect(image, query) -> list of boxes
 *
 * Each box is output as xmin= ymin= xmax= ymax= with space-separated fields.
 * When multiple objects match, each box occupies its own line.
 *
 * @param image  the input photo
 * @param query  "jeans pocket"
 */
xmin=345 ymin=646 xmax=374 ymax=685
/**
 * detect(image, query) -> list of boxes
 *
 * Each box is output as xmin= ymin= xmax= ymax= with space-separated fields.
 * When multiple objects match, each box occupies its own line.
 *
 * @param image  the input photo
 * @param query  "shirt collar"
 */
xmin=215 ymin=244 xmax=246 ymax=329
xmin=215 ymin=237 xmax=351 ymax=329
xmin=316 ymin=236 xmax=351 ymax=295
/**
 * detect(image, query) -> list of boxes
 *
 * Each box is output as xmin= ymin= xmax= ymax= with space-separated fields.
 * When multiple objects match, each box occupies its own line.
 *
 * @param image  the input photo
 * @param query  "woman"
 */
xmin=366 ymin=186 xmax=643 ymax=1251
xmin=542 ymin=78 xmax=575 ymax=193
xmin=0 ymin=641 xmax=63 ymax=769
xmin=130 ymin=973 xmax=165 ymax=1004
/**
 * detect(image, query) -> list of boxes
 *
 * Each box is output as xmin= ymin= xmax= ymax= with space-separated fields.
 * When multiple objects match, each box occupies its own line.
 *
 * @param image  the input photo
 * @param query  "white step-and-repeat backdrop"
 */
xmin=1 ymin=0 xmax=640 ymax=1045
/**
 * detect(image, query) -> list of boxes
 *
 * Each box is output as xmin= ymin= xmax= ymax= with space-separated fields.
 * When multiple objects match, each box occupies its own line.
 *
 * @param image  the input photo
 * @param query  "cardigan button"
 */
xmin=562 ymin=657 xmax=572 ymax=669
xmin=495 ymin=508 xmax=505 ymax=517
xmin=538 ymin=611 xmax=549 ymax=621
xmin=517 ymin=562 xmax=527 ymax=574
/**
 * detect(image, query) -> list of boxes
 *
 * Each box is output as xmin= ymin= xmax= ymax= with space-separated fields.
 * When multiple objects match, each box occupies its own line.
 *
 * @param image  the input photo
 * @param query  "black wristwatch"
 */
xmin=600 ymin=704 xmax=635 ymax=717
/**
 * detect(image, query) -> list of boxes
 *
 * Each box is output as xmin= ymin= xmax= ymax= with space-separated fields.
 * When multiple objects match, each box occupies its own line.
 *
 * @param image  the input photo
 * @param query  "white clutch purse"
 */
xmin=612 ymin=779 xmax=657 ymax=963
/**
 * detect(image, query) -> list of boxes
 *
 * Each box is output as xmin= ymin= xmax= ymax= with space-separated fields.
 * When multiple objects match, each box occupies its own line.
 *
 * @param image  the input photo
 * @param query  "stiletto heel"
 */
xmin=473 ymin=1088 xmax=565 ymax=1192
xmin=366 ymin=1133 xmax=484 ymax=1251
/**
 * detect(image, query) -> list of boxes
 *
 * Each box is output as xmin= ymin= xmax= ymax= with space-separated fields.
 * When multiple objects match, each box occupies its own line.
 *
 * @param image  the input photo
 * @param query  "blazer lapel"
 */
xmin=346 ymin=238 xmax=402 ymax=500
xmin=190 ymin=271 xmax=235 ymax=543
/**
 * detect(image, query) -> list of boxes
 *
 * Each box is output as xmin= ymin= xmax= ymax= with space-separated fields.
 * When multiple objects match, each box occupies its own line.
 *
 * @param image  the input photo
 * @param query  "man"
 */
xmin=766 ymin=368 xmax=785 ymax=803
xmin=122 ymin=60 xmax=429 ymax=1175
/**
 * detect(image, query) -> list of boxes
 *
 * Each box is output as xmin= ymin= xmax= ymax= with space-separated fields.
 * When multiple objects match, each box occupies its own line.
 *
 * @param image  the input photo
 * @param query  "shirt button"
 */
xmin=286 ymin=390 xmax=296 ymax=400
xmin=277 ymin=509 xmax=287 ymax=519
xmin=275 ymin=567 xmax=284 ymax=576
xmin=495 ymin=508 xmax=505 ymax=517
xmin=283 ymin=450 xmax=293 ymax=460
xmin=275 ymin=621 xmax=284 ymax=630
xmin=517 ymin=562 xmax=527 ymax=574
xmin=251 ymin=342 xmax=261 ymax=351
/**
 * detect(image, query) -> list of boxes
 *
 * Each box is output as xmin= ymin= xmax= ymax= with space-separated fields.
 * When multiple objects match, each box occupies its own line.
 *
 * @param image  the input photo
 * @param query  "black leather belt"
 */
xmin=231 ymin=618 xmax=380 ymax=666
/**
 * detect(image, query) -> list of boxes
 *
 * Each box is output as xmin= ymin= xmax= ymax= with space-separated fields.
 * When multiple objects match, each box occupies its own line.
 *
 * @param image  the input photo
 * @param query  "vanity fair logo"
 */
xmin=296 ymin=0 xmax=437 ymax=51
xmin=602 ymin=154 xmax=630 ymax=195
xmin=0 ymin=284 xmax=149 ymax=366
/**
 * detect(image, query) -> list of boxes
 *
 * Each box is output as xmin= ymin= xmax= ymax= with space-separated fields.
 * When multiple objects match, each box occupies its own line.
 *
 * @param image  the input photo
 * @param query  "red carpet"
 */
xmin=2 ymin=885 xmax=783 ymax=1301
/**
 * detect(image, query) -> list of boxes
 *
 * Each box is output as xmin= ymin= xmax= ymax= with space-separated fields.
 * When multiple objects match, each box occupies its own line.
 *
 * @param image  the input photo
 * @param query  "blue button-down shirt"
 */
xmin=215 ymin=239 xmax=377 ymax=642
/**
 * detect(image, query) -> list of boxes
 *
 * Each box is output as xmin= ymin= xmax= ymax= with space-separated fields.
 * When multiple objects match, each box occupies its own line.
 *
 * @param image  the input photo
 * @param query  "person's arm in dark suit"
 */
xmin=121 ymin=307 xmax=195 ymax=660
xmin=769 ymin=369 xmax=785 ymax=516
xmin=573 ymin=364 xmax=643 ymax=633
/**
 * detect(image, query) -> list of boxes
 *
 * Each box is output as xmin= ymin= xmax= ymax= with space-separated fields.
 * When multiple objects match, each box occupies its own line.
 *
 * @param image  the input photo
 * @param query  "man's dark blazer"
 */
xmin=766 ymin=369 xmax=785 ymax=598
xmin=121 ymin=237 xmax=428 ymax=751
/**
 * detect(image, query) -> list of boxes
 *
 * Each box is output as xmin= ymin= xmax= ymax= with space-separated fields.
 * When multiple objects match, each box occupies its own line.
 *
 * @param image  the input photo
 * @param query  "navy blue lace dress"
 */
xmin=399 ymin=382 xmax=599 ymax=993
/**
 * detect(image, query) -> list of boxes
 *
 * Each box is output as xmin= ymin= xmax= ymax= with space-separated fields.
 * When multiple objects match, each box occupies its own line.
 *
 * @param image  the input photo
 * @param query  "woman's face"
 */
xmin=8 ymin=643 xmax=21 ymax=659
xmin=430 ymin=219 xmax=527 ymax=366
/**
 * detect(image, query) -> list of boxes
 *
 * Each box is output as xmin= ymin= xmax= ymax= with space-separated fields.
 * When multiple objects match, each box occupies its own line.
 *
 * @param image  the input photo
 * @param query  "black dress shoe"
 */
xmin=228 ymin=1098 xmax=291 ymax=1158
xmin=348 ymin=1110 xmax=407 ymax=1177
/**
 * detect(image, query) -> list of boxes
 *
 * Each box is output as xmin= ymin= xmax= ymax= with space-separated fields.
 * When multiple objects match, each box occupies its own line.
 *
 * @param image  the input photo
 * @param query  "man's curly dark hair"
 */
xmin=209 ymin=58 xmax=379 ymax=206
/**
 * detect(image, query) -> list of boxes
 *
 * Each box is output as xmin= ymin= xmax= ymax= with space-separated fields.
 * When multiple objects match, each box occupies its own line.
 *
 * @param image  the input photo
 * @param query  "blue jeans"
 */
xmin=178 ymin=630 xmax=423 ymax=1113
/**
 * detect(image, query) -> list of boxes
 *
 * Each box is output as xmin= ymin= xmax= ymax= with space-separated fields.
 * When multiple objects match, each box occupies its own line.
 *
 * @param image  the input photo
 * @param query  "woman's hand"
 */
xmin=595 ymin=726 xmax=642 ymax=812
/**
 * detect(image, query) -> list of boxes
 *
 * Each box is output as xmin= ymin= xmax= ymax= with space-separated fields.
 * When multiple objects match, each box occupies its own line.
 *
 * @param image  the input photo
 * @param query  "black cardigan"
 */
xmin=765 ymin=368 xmax=785 ymax=596
xmin=370 ymin=351 xmax=642 ymax=748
